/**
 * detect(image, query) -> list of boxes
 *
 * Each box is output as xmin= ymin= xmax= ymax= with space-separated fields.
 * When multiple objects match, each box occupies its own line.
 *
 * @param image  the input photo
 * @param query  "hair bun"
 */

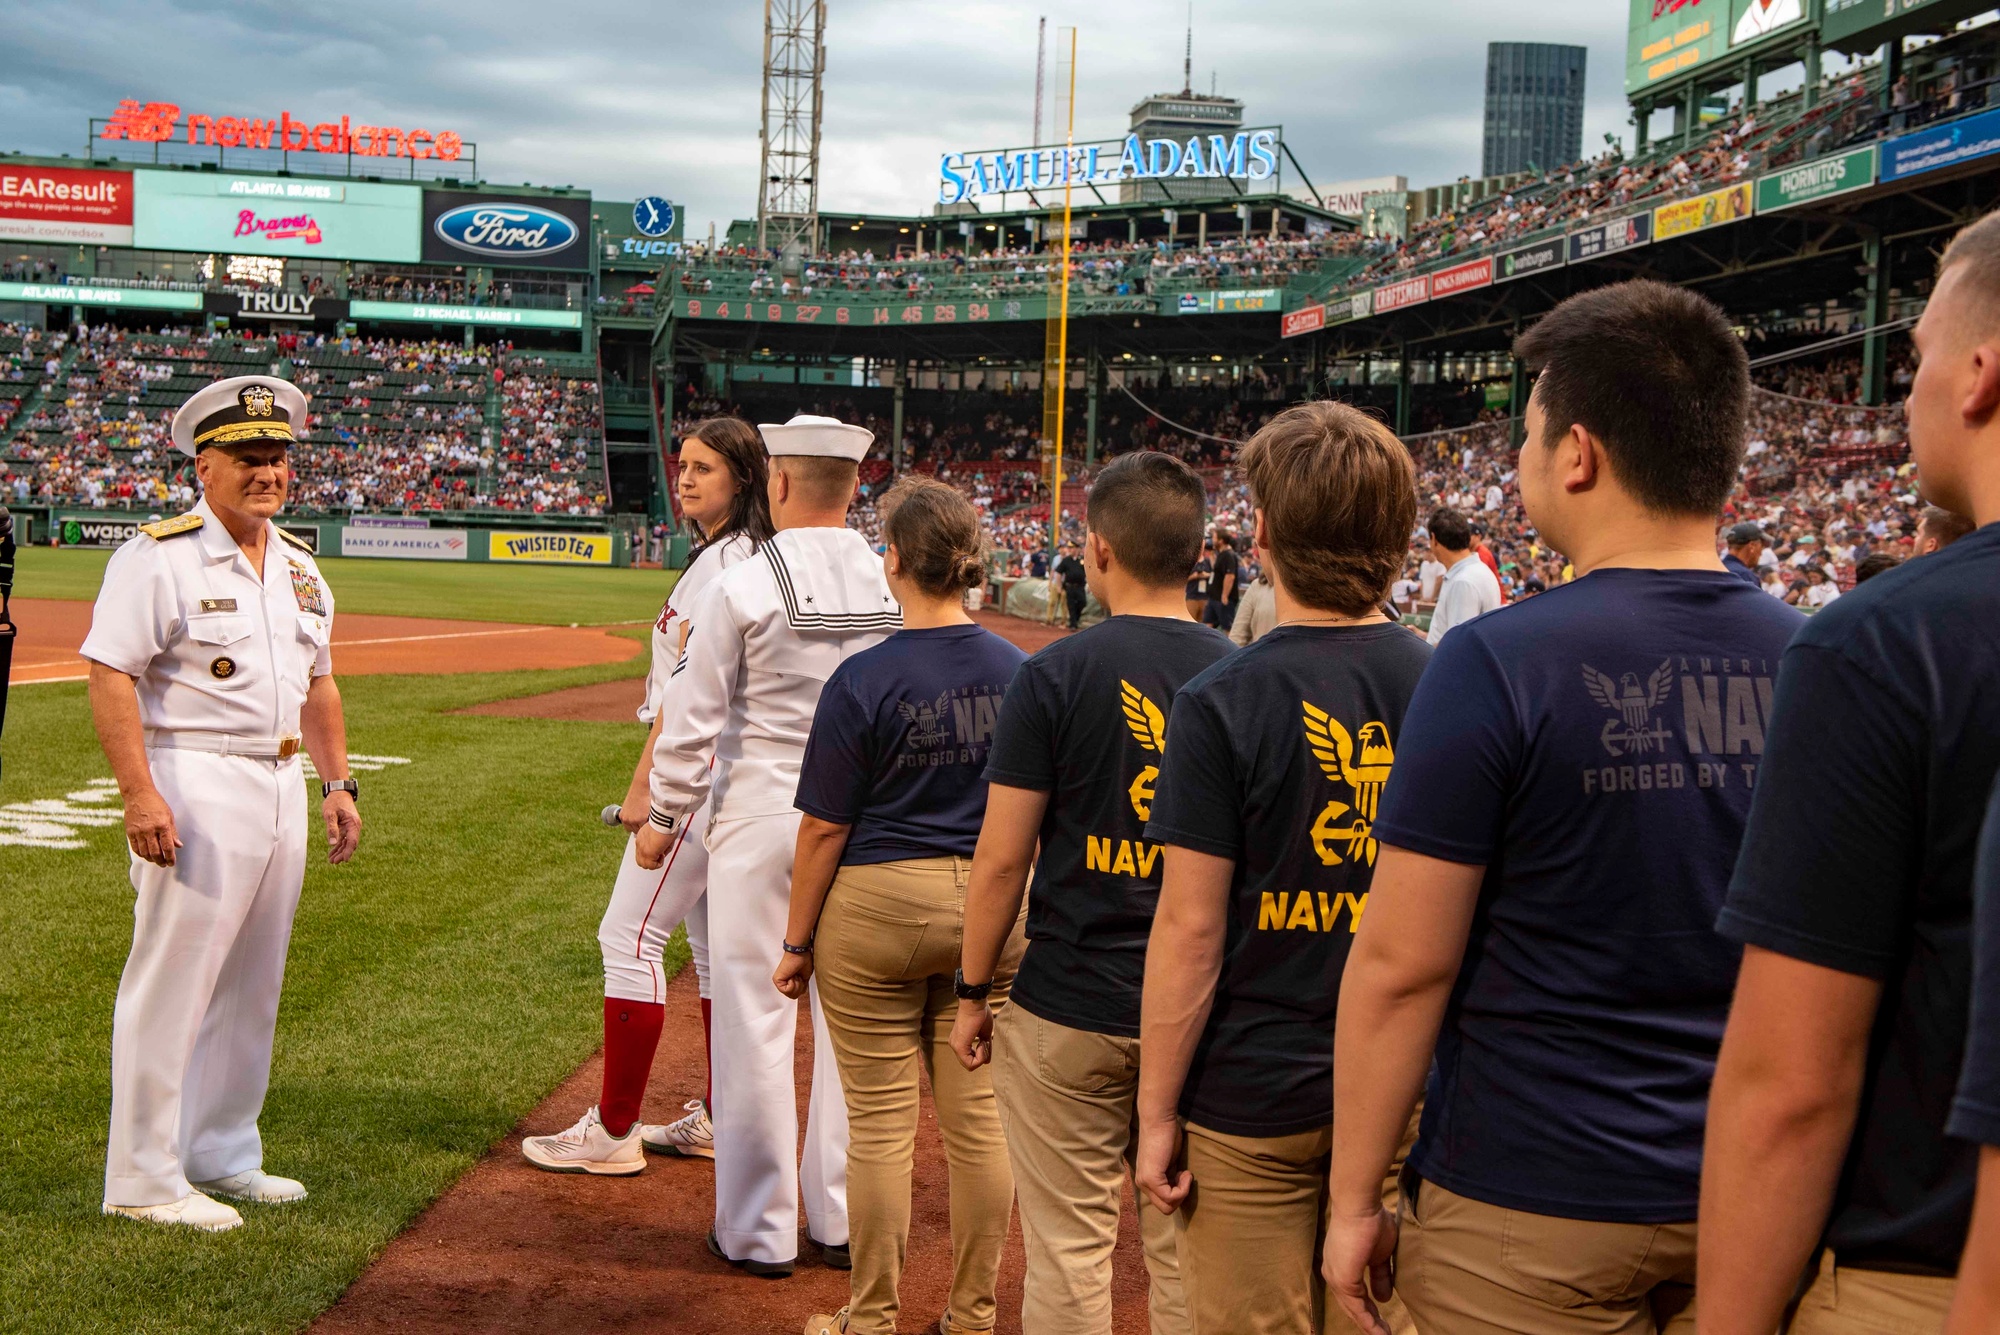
xmin=955 ymin=552 xmax=986 ymax=590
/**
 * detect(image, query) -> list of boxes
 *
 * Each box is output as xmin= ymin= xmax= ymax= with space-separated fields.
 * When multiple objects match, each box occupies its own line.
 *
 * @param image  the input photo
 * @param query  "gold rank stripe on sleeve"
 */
xmin=138 ymin=513 xmax=203 ymax=540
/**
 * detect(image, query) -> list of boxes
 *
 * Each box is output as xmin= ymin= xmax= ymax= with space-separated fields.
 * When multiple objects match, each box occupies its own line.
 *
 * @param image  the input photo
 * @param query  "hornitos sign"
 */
xmin=939 ymin=129 xmax=1281 ymax=205
xmin=1754 ymin=147 xmax=1877 ymax=212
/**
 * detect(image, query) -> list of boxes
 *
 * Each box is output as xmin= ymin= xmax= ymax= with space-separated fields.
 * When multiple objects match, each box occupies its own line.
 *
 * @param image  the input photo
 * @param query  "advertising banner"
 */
xmin=597 ymin=197 xmax=684 ymax=265
xmin=346 ymin=514 xmax=431 ymax=529
xmin=346 ymin=300 xmax=583 ymax=329
xmin=675 ymin=294 xmax=1052 ymax=326
xmin=1755 ymin=146 xmax=1877 ymax=212
xmin=1653 ymin=182 xmax=1754 ymax=240
xmin=1880 ymin=107 xmax=2000 ymax=183
xmin=277 ymin=524 xmax=320 ymax=553
xmin=0 ymin=281 xmax=202 ymax=312
xmin=206 ymin=291 xmax=349 ymax=323
xmin=1373 ymin=274 xmax=1430 ymax=314
xmin=1567 ymin=212 xmax=1653 ymax=262
xmin=1213 ymin=288 xmax=1282 ymax=313
xmin=56 ymin=515 xmax=147 ymax=548
xmin=421 ymin=190 xmax=593 ymax=271
xmin=133 ymin=171 xmax=422 ymax=262
xmin=1496 ymin=237 xmax=1566 ymax=283
xmin=1348 ymin=289 xmax=1375 ymax=321
xmin=338 ymin=527 xmax=469 ymax=560
xmin=1627 ymin=0 xmax=1726 ymax=93
xmin=1822 ymin=0 xmax=1989 ymax=52
xmin=1728 ymin=0 xmax=1810 ymax=50
xmin=1280 ymin=304 xmax=1326 ymax=339
xmin=1431 ymin=257 xmax=1494 ymax=299
xmin=488 ymin=530 xmax=612 ymax=564
xmin=0 ymin=165 xmax=133 ymax=245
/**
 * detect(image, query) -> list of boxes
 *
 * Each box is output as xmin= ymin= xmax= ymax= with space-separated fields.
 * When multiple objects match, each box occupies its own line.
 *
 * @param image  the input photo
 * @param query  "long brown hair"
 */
xmin=683 ymin=416 xmax=773 ymax=547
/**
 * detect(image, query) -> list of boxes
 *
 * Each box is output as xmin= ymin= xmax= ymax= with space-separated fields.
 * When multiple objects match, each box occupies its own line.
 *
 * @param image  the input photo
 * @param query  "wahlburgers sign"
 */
xmin=1755 ymin=147 xmax=1877 ymax=213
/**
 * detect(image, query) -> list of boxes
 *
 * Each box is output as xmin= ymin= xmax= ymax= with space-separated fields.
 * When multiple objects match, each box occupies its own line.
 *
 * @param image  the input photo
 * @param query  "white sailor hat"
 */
xmin=757 ymin=414 xmax=873 ymax=462
xmin=171 ymin=374 xmax=309 ymax=457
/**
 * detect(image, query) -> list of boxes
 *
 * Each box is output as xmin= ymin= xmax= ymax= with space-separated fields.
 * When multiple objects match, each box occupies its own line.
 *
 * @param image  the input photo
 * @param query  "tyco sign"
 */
xmin=488 ymin=531 xmax=612 ymax=564
xmin=939 ymin=130 xmax=1280 ymax=205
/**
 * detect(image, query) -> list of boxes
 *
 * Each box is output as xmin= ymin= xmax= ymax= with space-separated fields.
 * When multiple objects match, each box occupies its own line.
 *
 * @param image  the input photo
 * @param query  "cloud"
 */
xmin=0 ymin=0 xmax=1637 ymax=231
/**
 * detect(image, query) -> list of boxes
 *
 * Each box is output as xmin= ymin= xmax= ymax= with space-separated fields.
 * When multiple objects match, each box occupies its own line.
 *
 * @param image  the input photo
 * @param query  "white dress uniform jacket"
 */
xmin=647 ymin=524 xmax=900 ymax=1264
xmin=82 ymin=498 xmax=334 ymax=1207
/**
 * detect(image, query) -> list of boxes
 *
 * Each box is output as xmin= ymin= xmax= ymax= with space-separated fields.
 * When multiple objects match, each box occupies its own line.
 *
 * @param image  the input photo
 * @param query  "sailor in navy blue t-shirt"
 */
xmin=1324 ymin=278 xmax=1804 ymax=1335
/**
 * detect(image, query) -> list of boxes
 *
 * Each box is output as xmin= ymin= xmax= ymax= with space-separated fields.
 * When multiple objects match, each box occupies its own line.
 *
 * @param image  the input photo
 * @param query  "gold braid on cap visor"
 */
xmin=194 ymin=419 xmax=297 ymax=447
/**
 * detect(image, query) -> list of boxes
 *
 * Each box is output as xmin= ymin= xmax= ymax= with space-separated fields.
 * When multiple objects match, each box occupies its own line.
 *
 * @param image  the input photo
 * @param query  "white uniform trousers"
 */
xmin=599 ymin=806 xmax=712 ymax=1004
xmin=104 ymin=749 xmax=307 ymax=1208
xmin=705 ymin=810 xmax=849 ymax=1263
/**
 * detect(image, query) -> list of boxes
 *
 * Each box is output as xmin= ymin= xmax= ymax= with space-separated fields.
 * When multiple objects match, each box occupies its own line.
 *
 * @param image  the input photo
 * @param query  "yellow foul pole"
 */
xmin=1043 ymin=27 xmax=1077 ymax=620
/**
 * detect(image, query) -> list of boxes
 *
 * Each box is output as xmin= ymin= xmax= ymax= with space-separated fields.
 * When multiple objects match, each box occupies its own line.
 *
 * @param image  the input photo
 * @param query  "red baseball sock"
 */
xmin=700 ymin=996 xmax=714 ymax=1109
xmin=600 ymin=998 xmax=665 ymax=1138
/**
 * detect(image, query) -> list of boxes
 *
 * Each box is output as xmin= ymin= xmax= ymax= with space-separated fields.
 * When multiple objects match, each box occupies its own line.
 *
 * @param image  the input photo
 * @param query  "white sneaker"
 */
xmin=522 ymin=1105 xmax=646 ymax=1175
xmin=640 ymin=1099 xmax=714 ymax=1160
xmin=103 ymin=1192 xmax=243 ymax=1232
xmin=191 ymin=1169 xmax=308 ymax=1203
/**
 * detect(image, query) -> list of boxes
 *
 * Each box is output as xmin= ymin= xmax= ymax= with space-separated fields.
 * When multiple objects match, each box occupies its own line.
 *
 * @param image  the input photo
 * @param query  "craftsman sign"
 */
xmin=1754 ymin=146 xmax=1877 ymax=211
xmin=1372 ymin=274 xmax=1430 ymax=314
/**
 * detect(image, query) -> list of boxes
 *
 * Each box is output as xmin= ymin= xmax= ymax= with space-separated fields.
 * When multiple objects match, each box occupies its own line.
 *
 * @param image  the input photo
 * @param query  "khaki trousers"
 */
xmin=1395 ymin=1177 xmax=1696 ymax=1334
xmin=814 ymin=857 xmax=1026 ymax=1335
xmin=1786 ymin=1251 xmax=1954 ymax=1335
xmin=1175 ymin=1116 xmax=1418 ymax=1335
xmin=991 ymin=1003 xmax=1190 ymax=1335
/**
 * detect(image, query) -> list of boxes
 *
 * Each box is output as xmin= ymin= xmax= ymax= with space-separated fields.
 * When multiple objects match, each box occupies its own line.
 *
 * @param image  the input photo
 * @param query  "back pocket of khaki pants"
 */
xmin=824 ymin=894 xmax=928 ymax=979
xmin=1034 ymin=1014 xmax=1123 ymax=1095
xmin=1498 ymin=1210 xmax=1653 ymax=1309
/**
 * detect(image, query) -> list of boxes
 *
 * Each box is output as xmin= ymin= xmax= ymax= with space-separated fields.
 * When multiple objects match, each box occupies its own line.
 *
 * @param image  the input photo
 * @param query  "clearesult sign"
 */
xmin=0 ymin=165 xmax=133 ymax=246
xmin=421 ymin=190 xmax=593 ymax=270
xmin=1653 ymin=181 xmax=1754 ymax=240
xmin=1430 ymin=257 xmax=1494 ymax=299
xmin=1496 ymin=237 xmax=1566 ymax=283
xmin=1567 ymin=212 xmax=1652 ymax=263
xmin=1754 ymin=146 xmax=1877 ymax=212
xmin=487 ymin=530 xmax=612 ymax=564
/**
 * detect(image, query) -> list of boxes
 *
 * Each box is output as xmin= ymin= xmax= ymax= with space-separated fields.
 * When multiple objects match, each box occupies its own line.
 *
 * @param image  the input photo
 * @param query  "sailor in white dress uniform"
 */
xmin=636 ymin=414 xmax=900 ymax=1274
xmin=84 ymin=375 xmax=361 ymax=1233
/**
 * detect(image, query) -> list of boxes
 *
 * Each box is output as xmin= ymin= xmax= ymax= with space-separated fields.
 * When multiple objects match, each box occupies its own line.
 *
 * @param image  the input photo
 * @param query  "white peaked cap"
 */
xmin=171 ymin=374 xmax=310 ymax=457
xmin=757 ymin=414 xmax=874 ymax=461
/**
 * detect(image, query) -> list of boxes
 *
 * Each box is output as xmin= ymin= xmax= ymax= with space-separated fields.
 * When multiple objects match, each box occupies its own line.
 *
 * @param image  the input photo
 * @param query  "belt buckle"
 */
xmin=278 ymin=736 xmax=302 ymax=761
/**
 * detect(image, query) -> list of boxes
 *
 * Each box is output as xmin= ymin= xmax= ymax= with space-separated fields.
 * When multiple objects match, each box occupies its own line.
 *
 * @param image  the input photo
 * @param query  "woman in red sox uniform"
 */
xmin=522 ymin=417 xmax=774 ymax=1173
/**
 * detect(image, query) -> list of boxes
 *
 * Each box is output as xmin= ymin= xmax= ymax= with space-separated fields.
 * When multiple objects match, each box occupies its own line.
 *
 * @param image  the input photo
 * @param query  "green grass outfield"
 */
xmin=0 ymin=612 xmax=689 ymax=1330
xmin=14 ymin=546 xmax=676 ymax=625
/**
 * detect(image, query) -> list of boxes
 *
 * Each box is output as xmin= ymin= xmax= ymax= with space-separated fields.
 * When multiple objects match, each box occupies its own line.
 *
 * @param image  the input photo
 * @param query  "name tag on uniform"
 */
xmin=288 ymin=562 xmax=328 ymax=617
xmin=199 ymin=598 xmax=238 ymax=612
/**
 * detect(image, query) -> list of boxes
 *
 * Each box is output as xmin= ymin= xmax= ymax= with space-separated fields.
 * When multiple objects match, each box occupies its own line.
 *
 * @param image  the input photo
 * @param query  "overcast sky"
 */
xmin=1 ymin=0 xmax=1638 ymax=232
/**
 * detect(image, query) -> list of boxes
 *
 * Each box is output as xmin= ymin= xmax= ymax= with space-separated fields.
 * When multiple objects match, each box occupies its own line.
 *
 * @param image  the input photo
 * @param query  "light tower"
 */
xmin=756 ymin=0 xmax=826 ymax=255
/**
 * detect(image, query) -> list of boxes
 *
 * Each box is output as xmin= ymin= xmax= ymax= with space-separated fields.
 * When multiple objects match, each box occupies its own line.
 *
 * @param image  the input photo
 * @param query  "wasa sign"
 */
xmin=1754 ymin=147 xmax=1876 ymax=212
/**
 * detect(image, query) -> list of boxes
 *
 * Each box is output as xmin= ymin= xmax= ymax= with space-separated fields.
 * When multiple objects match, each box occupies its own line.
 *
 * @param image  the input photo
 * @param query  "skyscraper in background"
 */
xmin=1483 ymin=43 xmax=1587 ymax=177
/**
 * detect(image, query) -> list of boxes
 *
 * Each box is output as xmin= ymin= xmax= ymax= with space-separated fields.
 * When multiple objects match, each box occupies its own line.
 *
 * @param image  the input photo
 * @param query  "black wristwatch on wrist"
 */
xmin=322 ymin=778 xmax=359 ymax=802
xmin=954 ymin=969 xmax=993 ymax=1002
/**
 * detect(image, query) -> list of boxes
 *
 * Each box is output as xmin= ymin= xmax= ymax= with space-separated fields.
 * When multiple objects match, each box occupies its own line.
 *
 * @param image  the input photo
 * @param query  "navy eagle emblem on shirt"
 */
xmin=1583 ymin=660 xmax=1675 ymax=756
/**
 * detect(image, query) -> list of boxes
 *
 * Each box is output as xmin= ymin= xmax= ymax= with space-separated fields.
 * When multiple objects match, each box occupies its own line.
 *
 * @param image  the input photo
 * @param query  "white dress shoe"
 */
xmin=640 ymin=1098 xmax=715 ymax=1160
xmin=190 ymin=1170 xmax=309 ymax=1203
xmin=522 ymin=1105 xmax=646 ymax=1175
xmin=103 ymin=1191 xmax=243 ymax=1231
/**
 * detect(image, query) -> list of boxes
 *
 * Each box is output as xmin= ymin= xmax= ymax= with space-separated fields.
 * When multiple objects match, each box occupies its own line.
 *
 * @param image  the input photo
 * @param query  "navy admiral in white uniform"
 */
xmin=85 ymin=374 xmax=361 ymax=1233
xmin=636 ymin=414 xmax=901 ymax=1276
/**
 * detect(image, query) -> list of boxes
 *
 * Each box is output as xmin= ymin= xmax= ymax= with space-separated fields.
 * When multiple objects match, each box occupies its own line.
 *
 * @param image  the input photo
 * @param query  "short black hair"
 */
xmin=1855 ymin=551 xmax=1902 ymax=583
xmin=1086 ymin=451 xmax=1207 ymax=588
xmin=1514 ymin=279 xmax=1750 ymax=516
xmin=1427 ymin=507 xmax=1472 ymax=551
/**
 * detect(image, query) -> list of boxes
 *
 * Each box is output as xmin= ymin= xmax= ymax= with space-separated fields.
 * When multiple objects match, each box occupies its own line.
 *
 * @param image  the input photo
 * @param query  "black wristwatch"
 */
xmin=322 ymin=778 xmax=359 ymax=802
xmin=954 ymin=969 xmax=993 ymax=1002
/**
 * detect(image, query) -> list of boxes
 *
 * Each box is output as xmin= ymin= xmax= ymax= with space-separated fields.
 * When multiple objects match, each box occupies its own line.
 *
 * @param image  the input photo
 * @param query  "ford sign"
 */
xmin=432 ymin=202 xmax=579 ymax=259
